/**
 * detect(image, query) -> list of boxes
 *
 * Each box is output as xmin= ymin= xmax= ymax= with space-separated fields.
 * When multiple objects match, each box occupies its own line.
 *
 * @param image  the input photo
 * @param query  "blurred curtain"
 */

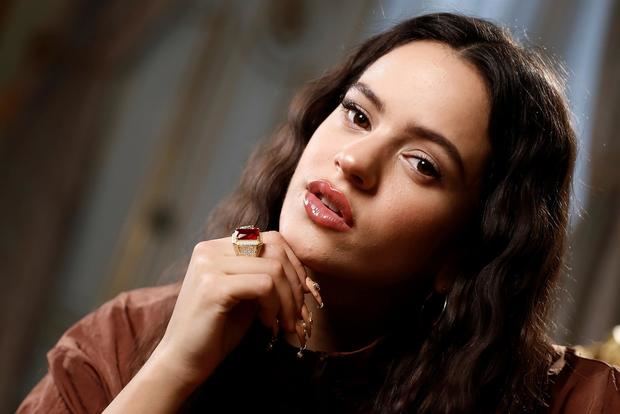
xmin=0 ymin=0 xmax=187 ymax=410
xmin=557 ymin=0 xmax=620 ymax=345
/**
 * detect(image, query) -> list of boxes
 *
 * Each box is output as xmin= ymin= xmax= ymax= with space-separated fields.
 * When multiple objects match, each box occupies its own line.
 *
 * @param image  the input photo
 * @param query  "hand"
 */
xmin=150 ymin=231 xmax=313 ymax=388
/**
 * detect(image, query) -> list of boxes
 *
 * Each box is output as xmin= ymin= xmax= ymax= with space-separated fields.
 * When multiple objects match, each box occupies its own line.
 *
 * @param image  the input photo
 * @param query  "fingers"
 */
xmin=216 ymin=272 xmax=272 ymax=301
xmin=300 ymin=303 xmax=312 ymax=337
xmin=213 ymin=256 xmax=299 ymax=333
xmin=216 ymin=273 xmax=279 ymax=328
xmin=193 ymin=233 xmax=313 ymax=334
xmin=293 ymin=303 xmax=314 ymax=350
xmin=263 ymin=232 xmax=310 ymax=293
xmin=260 ymin=232 xmax=323 ymax=309
xmin=305 ymin=277 xmax=324 ymax=308
xmin=260 ymin=241 xmax=305 ymax=312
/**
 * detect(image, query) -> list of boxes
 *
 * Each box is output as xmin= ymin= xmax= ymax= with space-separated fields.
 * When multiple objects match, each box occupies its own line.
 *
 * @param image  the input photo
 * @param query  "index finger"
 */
xmin=262 ymin=231 xmax=309 ymax=293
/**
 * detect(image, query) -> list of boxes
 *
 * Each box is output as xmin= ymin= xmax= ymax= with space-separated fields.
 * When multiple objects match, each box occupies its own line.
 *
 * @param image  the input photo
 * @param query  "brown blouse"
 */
xmin=17 ymin=284 xmax=620 ymax=413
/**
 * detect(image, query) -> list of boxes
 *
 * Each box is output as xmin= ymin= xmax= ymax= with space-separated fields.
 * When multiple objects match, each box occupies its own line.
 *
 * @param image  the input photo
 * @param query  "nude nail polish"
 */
xmin=305 ymin=277 xmax=324 ymax=308
xmin=301 ymin=304 xmax=312 ymax=336
xmin=295 ymin=319 xmax=309 ymax=359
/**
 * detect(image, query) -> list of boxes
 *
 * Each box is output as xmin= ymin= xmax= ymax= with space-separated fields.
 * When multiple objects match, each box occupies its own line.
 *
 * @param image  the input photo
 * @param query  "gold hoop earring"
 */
xmin=421 ymin=291 xmax=448 ymax=327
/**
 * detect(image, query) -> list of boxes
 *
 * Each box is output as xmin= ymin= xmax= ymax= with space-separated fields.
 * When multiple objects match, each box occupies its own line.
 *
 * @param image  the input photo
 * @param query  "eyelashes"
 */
xmin=340 ymin=98 xmax=371 ymax=129
xmin=339 ymin=97 xmax=442 ymax=180
xmin=406 ymin=153 xmax=442 ymax=179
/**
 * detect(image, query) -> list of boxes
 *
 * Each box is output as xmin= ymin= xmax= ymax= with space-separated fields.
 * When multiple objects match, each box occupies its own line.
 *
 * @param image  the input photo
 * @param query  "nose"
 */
xmin=333 ymin=141 xmax=381 ymax=191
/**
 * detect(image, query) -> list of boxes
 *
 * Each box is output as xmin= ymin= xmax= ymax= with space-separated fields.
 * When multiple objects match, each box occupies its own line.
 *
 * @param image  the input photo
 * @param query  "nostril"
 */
xmin=335 ymin=154 xmax=370 ymax=188
xmin=351 ymin=174 xmax=364 ymax=186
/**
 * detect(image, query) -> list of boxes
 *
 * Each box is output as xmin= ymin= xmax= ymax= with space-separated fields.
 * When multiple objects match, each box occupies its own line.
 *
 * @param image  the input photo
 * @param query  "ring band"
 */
xmin=232 ymin=225 xmax=264 ymax=257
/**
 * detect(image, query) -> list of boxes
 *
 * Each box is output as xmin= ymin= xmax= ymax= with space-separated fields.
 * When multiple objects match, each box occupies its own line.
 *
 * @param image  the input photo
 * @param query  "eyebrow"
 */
xmin=349 ymin=81 xmax=466 ymax=178
xmin=351 ymin=82 xmax=384 ymax=112
xmin=405 ymin=125 xmax=466 ymax=178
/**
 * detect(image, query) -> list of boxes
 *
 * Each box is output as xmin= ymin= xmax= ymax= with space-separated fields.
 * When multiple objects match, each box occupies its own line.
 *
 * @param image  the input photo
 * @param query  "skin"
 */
xmin=104 ymin=40 xmax=491 ymax=412
xmin=279 ymin=40 xmax=491 ymax=351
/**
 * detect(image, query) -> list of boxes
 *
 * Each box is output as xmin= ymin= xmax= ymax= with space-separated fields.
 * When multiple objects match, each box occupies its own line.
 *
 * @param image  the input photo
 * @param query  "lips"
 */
xmin=306 ymin=179 xmax=354 ymax=226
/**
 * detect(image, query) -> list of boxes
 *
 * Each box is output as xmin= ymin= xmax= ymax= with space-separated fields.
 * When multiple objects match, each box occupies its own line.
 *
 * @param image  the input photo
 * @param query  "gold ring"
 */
xmin=232 ymin=225 xmax=264 ymax=257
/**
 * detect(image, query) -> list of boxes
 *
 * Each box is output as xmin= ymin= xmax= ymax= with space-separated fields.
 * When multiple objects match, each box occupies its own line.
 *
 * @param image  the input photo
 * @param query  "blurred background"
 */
xmin=1 ymin=0 xmax=618 ymax=411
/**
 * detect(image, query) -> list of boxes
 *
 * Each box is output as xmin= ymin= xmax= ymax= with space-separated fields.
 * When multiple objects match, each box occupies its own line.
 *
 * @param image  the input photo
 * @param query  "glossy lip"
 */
xmin=303 ymin=179 xmax=354 ymax=231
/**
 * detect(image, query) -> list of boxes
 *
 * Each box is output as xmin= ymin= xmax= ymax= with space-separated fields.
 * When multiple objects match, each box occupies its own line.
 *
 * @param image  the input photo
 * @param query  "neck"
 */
xmin=283 ymin=270 xmax=421 ymax=353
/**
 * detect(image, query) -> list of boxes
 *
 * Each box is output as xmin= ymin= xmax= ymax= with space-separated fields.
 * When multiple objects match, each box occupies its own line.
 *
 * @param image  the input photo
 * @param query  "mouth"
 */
xmin=304 ymin=179 xmax=354 ymax=229
xmin=317 ymin=193 xmax=343 ymax=217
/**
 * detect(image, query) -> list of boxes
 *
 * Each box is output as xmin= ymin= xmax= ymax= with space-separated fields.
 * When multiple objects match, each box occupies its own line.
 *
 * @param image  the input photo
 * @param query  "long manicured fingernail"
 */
xmin=302 ymin=266 xmax=311 ymax=293
xmin=295 ymin=318 xmax=310 ymax=359
xmin=301 ymin=304 xmax=312 ymax=337
xmin=295 ymin=319 xmax=308 ymax=347
xmin=305 ymin=277 xmax=324 ymax=308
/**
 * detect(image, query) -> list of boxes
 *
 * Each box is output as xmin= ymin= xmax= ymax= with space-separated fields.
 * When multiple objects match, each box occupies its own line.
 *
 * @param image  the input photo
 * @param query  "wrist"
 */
xmin=103 ymin=345 xmax=206 ymax=413
xmin=146 ymin=343 xmax=212 ymax=394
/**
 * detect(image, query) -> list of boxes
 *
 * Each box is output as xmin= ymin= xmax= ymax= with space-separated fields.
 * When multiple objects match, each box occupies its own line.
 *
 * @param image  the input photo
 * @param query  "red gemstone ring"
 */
xmin=232 ymin=225 xmax=264 ymax=257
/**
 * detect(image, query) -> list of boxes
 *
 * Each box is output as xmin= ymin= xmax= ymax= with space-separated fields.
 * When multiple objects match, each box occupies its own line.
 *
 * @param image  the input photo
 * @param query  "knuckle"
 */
xmin=192 ymin=241 xmax=219 ymax=263
xmin=193 ymin=240 xmax=211 ymax=255
xmin=191 ymin=252 xmax=212 ymax=268
xmin=193 ymin=240 xmax=208 ymax=251
xmin=263 ymin=231 xmax=285 ymax=245
xmin=267 ymin=259 xmax=284 ymax=277
xmin=216 ymin=280 xmax=233 ymax=301
xmin=273 ymin=245 xmax=288 ymax=262
xmin=257 ymin=274 xmax=275 ymax=293
xmin=262 ymin=230 xmax=279 ymax=239
xmin=196 ymin=272 xmax=218 ymax=295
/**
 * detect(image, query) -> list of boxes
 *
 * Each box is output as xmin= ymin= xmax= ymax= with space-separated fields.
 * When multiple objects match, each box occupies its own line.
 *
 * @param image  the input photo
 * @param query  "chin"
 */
xmin=280 ymin=216 xmax=333 ymax=271
xmin=280 ymin=215 xmax=315 ymax=260
xmin=279 ymin=191 xmax=357 ymax=275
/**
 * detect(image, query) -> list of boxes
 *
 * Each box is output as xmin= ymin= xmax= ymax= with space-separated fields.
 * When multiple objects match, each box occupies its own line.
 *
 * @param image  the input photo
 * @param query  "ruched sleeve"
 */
xmin=549 ymin=347 xmax=620 ymax=413
xmin=17 ymin=284 xmax=179 ymax=414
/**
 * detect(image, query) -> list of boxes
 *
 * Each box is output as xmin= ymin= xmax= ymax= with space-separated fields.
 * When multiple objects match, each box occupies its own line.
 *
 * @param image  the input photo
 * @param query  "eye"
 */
xmin=341 ymin=99 xmax=371 ymax=130
xmin=406 ymin=153 xmax=442 ymax=179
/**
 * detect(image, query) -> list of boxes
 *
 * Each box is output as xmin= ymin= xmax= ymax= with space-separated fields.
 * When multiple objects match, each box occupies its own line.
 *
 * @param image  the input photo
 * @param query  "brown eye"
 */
xmin=341 ymin=100 xmax=371 ymax=130
xmin=348 ymin=109 xmax=370 ymax=129
xmin=416 ymin=158 xmax=437 ymax=177
xmin=407 ymin=155 xmax=442 ymax=179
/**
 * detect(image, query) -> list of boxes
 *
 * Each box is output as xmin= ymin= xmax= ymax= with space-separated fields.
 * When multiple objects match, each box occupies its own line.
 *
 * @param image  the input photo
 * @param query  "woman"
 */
xmin=18 ymin=12 xmax=620 ymax=413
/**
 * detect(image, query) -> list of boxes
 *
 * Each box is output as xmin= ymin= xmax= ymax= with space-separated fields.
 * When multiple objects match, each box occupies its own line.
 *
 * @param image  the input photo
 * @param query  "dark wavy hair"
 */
xmin=136 ymin=12 xmax=576 ymax=413
xmin=204 ymin=12 xmax=576 ymax=413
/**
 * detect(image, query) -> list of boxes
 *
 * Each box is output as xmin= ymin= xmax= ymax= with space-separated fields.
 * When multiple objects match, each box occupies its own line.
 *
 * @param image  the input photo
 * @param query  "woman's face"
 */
xmin=279 ymin=40 xmax=491 ymax=290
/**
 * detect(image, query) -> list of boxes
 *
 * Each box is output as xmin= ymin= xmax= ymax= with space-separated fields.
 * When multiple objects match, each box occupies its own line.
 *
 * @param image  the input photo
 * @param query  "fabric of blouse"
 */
xmin=16 ymin=284 xmax=620 ymax=413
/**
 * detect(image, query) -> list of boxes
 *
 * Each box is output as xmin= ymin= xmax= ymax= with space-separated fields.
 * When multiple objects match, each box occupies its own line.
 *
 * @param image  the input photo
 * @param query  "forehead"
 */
xmin=357 ymin=40 xmax=491 ymax=186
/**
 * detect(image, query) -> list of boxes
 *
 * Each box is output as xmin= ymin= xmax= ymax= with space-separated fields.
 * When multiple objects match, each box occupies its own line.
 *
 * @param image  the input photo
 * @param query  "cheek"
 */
xmin=387 ymin=192 xmax=450 ymax=233
xmin=290 ymin=133 xmax=334 ymax=178
xmin=278 ymin=148 xmax=330 ymax=262
xmin=304 ymin=123 xmax=339 ymax=159
xmin=364 ymin=190 xmax=460 ymax=266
